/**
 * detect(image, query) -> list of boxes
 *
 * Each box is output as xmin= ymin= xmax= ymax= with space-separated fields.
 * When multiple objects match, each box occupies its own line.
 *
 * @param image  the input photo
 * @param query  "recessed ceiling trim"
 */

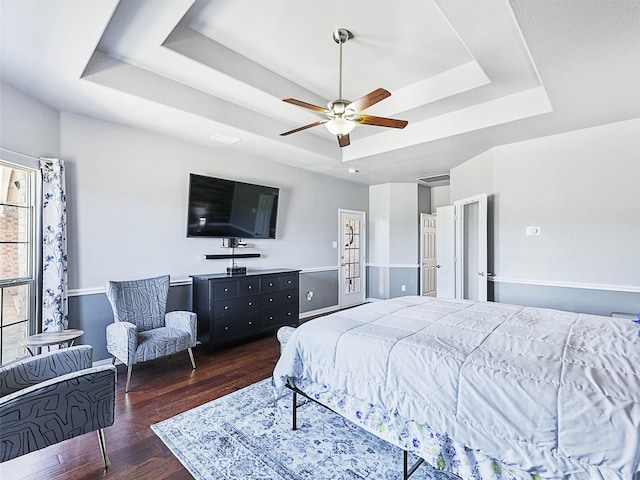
xmin=343 ymin=85 xmax=553 ymax=162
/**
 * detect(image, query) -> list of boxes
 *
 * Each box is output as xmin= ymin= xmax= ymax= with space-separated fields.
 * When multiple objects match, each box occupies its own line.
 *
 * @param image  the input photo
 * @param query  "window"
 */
xmin=0 ymin=159 xmax=38 ymax=364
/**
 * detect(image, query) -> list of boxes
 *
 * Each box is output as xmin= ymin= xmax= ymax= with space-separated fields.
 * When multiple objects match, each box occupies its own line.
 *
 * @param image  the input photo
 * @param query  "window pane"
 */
xmin=2 ymin=284 xmax=30 ymax=326
xmin=0 ymin=243 xmax=29 ymax=280
xmin=1 ymin=159 xmax=36 ymax=365
xmin=0 ymin=165 xmax=29 ymax=207
xmin=1 ymin=320 xmax=28 ymax=364
xmin=0 ymin=204 xmax=30 ymax=242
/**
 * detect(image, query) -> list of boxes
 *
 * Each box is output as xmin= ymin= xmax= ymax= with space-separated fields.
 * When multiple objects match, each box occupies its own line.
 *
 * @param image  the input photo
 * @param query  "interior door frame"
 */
xmin=453 ymin=193 xmax=488 ymax=301
xmin=338 ymin=208 xmax=366 ymax=308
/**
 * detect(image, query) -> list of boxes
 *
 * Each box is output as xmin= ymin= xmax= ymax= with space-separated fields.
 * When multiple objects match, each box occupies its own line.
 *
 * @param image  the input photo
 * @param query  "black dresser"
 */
xmin=190 ymin=269 xmax=300 ymax=351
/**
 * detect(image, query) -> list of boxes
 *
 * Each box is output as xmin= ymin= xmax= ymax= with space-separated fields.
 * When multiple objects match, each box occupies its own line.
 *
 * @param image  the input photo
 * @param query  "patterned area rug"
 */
xmin=151 ymin=378 xmax=459 ymax=480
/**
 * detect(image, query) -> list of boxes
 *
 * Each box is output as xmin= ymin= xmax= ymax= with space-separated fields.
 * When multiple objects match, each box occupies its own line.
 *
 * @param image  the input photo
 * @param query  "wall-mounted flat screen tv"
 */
xmin=186 ymin=173 xmax=279 ymax=239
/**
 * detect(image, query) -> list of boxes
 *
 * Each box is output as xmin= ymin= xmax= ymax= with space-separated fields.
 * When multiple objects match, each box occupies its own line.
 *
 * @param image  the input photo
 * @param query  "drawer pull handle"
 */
xmin=224 ymin=288 xmax=228 ymax=292
xmin=248 ymin=285 xmax=252 ymax=289
xmin=287 ymin=295 xmax=292 ymax=299
xmin=224 ymin=306 xmax=229 ymax=310
xmin=269 ymin=316 xmax=273 ymax=320
xmin=248 ymin=302 xmax=252 ymax=306
xmin=287 ymin=312 xmax=292 ymax=316
xmin=224 ymin=326 xmax=229 ymax=330
xmin=269 ymin=298 xmax=273 ymax=302
xmin=287 ymin=280 xmax=292 ymax=284
xmin=248 ymin=321 xmax=252 ymax=325
xmin=269 ymin=283 xmax=273 ymax=287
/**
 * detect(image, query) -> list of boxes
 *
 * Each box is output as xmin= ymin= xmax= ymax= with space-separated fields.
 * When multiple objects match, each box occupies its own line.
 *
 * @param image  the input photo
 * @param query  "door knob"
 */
xmin=436 ymin=265 xmax=441 ymax=268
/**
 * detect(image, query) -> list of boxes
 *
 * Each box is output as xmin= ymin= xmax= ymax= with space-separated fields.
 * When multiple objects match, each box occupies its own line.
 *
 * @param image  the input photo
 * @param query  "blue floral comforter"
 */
xmin=272 ymin=296 xmax=640 ymax=479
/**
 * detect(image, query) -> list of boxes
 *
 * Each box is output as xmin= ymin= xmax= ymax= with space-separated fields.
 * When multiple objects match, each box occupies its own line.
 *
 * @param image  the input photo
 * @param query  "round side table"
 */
xmin=21 ymin=329 xmax=85 ymax=356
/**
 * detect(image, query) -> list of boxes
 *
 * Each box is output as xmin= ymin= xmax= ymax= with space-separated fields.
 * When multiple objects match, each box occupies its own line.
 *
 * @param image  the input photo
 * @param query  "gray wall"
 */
xmin=368 ymin=183 xmax=423 ymax=300
xmin=299 ymin=270 xmax=339 ymax=315
xmin=450 ymin=118 xmax=640 ymax=316
xmin=2 ymin=82 xmax=369 ymax=361
xmin=60 ymin=112 xmax=368 ymax=290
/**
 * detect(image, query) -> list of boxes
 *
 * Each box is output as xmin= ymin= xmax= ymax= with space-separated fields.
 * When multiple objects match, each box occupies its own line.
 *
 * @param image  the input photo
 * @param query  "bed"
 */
xmin=272 ymin=296 xmax=640 ymax=480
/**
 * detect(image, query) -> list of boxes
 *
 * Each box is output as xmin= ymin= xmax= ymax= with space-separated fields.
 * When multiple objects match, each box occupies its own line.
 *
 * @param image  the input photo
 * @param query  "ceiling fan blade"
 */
xmin=338 ymin=134 xmax=350 ymax=147
xmin=280 ymin=120 xmax=327 ymax=136
xmin=355 ymin=114 xmax=408 ymax=129
xmin=348 ymin=88 xmax=391 ymax=112
xmin=283 ymin=98 xmax=331 ymax=114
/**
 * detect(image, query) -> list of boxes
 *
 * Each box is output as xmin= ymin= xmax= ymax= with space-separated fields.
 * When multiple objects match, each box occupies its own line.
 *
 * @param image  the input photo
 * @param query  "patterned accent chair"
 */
xmin=105 ymin=275 xmax=197 ymax=392
xmin=0 ymin=345 xmax=115 ymax=468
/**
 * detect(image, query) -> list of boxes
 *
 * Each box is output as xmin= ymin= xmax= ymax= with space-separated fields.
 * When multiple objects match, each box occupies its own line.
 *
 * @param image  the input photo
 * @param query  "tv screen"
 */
xmin=187 ymin=174 xmax=279 ymax=239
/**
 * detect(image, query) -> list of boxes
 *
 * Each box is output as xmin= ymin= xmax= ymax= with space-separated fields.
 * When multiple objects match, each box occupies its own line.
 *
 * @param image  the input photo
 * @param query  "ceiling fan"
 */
xmin=280 ymin=28 xmax=408 ymax=148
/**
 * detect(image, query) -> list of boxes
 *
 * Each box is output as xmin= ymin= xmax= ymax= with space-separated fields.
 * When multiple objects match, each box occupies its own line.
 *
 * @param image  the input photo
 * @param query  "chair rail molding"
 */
xmin=489 ymin=276 xmax=640 ymax=294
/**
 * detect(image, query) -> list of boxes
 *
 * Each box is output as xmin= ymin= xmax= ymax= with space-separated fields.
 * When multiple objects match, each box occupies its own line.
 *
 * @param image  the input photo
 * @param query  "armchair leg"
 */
xmin=125 ymin=365 xmax=133 ymax=392
xmin=97 ymin=428 xmax=111 ymax=470
xmin=188 ymin=347 xmax=196 ymax=369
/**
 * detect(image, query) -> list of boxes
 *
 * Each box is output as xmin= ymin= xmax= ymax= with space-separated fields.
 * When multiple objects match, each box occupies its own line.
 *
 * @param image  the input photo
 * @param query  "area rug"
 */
xmin=151 ymin=378 xmax=458 ymax=480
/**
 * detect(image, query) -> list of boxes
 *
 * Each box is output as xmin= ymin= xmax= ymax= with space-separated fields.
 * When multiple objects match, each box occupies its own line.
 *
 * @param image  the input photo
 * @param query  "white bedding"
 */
xmin=273 ymin=296 xmax=640 ymax=479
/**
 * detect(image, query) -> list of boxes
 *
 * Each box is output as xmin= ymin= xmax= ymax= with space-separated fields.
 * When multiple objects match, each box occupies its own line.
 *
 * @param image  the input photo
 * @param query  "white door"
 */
xmin=339 ymin=209 xmax=366 ymax=308
xmin=420 ymin=213 xmax=437 ymax=296
xmin=435 ymin=206 xmax=456 ymax=298
xmin=454 ymin=194 xmax=488 ymax=301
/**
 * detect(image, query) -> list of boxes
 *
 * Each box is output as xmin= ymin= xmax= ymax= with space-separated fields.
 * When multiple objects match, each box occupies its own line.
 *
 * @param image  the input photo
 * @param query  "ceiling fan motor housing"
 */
xmin=328 ymin=100 xmax=352 ymax=117
xmin=332 ymin=28 xmax=352 ymax=44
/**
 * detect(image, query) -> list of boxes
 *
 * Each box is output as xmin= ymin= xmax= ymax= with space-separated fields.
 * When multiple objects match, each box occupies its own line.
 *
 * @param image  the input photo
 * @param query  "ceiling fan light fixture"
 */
xmin=325 ymin=117 xmax=355 ymax=135
xmin=280 ymin=28 xmax=407 ymax=147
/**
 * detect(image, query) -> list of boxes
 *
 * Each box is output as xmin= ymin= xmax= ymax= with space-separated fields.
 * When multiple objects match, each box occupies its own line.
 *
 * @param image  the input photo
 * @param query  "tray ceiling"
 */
xmin=1 ymin=0 xmax=638 ymax=184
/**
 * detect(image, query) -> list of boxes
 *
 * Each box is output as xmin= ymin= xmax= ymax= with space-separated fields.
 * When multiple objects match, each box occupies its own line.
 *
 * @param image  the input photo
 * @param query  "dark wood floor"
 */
xmin=0 ymin=333 xmax=282 ymax=480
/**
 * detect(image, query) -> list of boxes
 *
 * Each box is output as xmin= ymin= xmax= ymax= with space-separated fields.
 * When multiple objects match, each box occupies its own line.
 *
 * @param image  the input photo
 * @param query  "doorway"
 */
xmin=436 ymin=194 xmax=488 ymax=301
xmin=338 ymin=209 xmax=366 ymax=308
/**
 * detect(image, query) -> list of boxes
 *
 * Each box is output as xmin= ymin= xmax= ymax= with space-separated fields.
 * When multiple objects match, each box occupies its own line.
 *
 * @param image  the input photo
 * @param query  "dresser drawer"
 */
xmin=261 ymin=290 xmax=296 ymax=309
xmin=213 ymin=314 xmax=260 ymax=341
xmin=260 ymin=276 xmax=281 ymax=292
xmin=213 ymin=295 xmax=260 ymax=317
xmin=237 ymin=278 xmax=260 ymax=296
xmin=261 ymin=305 xmax=298 ymax=330
xmin=279 ymin=273 xmax=298 ymax=290
xmin=213 ymin=280 xmax=237 ymax=299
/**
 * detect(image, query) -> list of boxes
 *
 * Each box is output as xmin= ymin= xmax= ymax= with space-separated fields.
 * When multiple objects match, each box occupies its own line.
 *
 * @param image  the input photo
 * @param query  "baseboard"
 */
xmin=299 ymin=305 xmax=340 ymax=320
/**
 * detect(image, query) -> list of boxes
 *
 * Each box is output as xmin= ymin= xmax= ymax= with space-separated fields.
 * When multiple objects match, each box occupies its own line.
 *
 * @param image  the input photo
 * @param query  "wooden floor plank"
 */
xmin=0 ymin=333 xmax=281 ymax=480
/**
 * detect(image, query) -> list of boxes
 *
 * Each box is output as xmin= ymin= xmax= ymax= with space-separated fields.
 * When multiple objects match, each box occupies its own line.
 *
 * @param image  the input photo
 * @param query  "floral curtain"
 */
xmin=40 ymin=158 xmax=68 ymax=332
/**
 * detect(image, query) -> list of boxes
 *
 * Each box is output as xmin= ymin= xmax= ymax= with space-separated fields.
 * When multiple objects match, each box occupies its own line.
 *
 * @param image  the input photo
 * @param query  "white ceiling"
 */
xmin=1 ymin=0 xmax=639 ymax=185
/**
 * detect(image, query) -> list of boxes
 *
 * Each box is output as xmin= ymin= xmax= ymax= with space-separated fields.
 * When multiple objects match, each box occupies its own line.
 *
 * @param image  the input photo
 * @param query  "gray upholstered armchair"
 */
xmin=0 ymin=345 xmax=115 ymax=468
xmin=105 ymin=274 xmax=196 ymax=392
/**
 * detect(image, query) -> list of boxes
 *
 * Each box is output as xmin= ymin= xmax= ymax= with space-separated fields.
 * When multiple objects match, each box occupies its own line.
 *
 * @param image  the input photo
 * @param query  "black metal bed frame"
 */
xmin=287 ymin=384 xmax=425 ymax=480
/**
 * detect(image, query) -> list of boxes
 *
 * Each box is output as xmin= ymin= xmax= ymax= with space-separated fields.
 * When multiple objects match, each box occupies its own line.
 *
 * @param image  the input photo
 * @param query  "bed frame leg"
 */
xmin=403 ymin=450 xmax=424 ymax=479
xmin=292 ymin=389 xmax=298 ymax=430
